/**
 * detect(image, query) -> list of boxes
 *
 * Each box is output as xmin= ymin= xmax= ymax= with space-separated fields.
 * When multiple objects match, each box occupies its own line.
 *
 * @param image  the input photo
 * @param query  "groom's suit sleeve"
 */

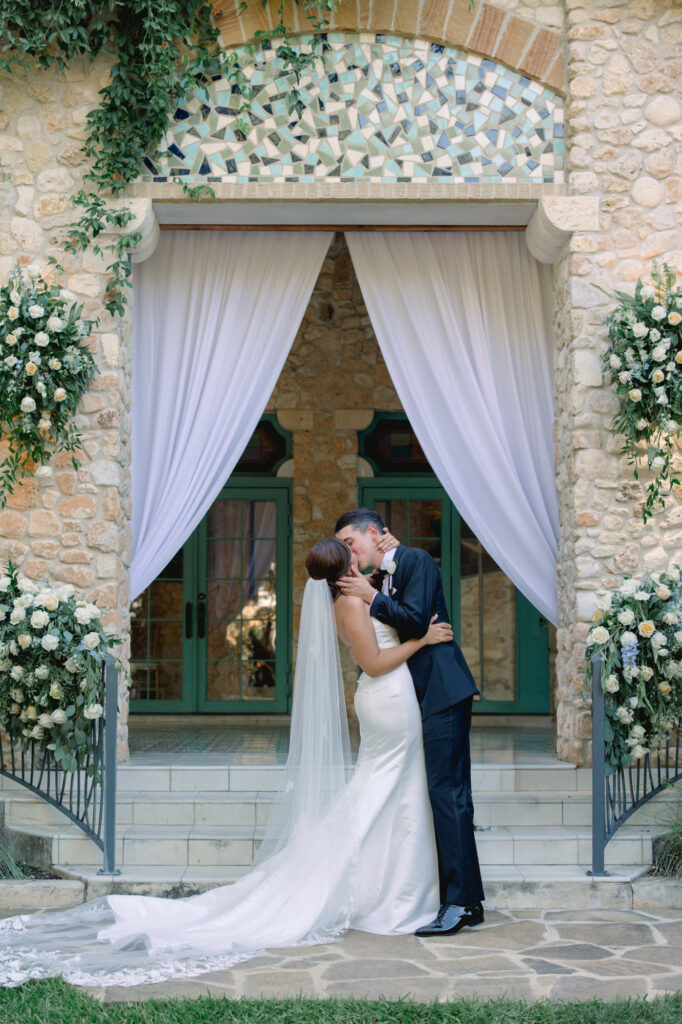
xmin=369 ymin=547 xmax=440 ymax=638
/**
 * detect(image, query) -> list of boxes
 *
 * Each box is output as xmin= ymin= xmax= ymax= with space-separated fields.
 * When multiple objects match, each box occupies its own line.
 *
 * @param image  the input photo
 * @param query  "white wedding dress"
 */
xmin=0 ymin=588 xmax=439 ymax=989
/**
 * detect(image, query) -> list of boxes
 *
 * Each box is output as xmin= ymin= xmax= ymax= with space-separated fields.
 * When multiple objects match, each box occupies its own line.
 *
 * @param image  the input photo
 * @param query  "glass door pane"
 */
xmin=129 ymin=548 xmax=191 ymax=711
xmin=197 ymin=485 xmax=289 ymax=712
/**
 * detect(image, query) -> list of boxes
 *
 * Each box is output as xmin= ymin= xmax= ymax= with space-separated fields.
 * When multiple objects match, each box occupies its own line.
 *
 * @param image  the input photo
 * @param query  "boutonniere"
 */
xmin=385 ymin=559 xmax=398 ymax=575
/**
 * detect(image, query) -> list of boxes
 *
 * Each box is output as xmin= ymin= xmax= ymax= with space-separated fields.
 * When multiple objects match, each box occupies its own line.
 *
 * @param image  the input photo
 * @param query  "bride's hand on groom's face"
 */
xmin=375 ymin=528 xmax=399 ymax=553
xmin=337 ymin=565 xmax=376 ymax=604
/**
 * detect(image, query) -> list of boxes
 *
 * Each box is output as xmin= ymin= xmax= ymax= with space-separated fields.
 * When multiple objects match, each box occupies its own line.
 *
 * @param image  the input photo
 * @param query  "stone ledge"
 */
xmin=0 ymin=878 xmax=84 ymax=911
xmin=526 ymin=196 xmax=600 ymax=264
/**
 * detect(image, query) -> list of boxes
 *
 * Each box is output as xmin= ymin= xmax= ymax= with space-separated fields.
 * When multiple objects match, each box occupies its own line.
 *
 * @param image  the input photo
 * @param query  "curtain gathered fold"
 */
xmin=346 ymin=231 xmax=559 ymax=624
xmin=129 ymin=230 xmax=332 ymax=601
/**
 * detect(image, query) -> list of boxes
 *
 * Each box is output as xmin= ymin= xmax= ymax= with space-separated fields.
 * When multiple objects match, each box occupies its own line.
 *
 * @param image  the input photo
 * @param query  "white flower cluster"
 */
xmin=585 ymin=566 xmax=682 ymax=769
xmin=0 ymin=264 xmax=97 ymax=502
xmin=605 ymin=265 xmax=682 ymax=518
xmin=0 ymin=565 xmax=116 ymax=771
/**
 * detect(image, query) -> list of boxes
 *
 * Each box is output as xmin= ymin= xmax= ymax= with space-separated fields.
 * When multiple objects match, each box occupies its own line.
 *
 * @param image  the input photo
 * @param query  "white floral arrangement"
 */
xmin=0 ymin=263 xmax=97 ymax=507
xmin=0 ymin=563 xmax=119 ymax=774
xmin=604 ymin=262 xmax=682 ymax=521
xmin=584 ymin=567 xmax=682 ymax=772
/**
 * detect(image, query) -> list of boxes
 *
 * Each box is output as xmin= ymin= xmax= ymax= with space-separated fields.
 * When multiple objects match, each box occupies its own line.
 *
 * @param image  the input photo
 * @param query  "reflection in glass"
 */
xmin=460 ymin=519 xmax=517 ymax=702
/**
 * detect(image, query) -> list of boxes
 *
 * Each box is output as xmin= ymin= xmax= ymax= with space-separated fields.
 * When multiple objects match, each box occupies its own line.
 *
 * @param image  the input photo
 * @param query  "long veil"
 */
xmin=0 ymin=579 xmax=357 ymax=988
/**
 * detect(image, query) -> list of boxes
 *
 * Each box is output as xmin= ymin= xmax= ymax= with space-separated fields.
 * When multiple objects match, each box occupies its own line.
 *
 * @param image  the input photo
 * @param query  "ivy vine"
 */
xmin=0 ymin=1 xmax=353 ymax=314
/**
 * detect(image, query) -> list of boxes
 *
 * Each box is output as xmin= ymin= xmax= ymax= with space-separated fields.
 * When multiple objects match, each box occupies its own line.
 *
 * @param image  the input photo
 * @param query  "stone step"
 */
xmin=4 ymin=784 xmax=676 ymax=833
xmin=0 ymin=762 xmax=594 ymax=796
xmin=5 ymin=821 xmax=656 ymax=872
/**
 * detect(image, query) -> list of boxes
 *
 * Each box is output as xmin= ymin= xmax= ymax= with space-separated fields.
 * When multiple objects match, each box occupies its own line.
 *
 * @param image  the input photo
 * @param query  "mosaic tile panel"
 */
xmin=140 ymin=33 xmax=564 ymax=185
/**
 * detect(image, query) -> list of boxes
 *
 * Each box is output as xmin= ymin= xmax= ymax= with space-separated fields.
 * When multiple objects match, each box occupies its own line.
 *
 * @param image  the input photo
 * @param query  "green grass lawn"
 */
xmin=0 ymin=981 xmax=681 ymax=1024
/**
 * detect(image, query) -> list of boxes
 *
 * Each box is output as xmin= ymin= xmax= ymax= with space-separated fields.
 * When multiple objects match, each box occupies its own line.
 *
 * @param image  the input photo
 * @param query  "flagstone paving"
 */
xmin=71 ymin=907 xmax=682 ymax=1003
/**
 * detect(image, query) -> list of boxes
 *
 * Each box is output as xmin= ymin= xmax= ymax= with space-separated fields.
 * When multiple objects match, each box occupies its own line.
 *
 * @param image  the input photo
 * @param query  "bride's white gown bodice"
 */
xmin=0 ymin=619 xmax=439 ymax=988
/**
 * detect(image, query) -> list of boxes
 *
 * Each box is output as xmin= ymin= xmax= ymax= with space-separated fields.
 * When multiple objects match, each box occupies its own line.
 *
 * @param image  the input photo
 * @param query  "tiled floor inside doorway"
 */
xmin=128 ymin=716 xmax=557 ymax=766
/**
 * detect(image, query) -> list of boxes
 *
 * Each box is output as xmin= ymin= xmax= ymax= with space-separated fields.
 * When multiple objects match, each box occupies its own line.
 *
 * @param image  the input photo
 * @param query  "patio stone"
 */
xmin=522 ymin=957 xmax=575 ymax=975
xmin=653 ymin=974 xmax=682 ymax=991
xmin=321 ymin=958 xmax=430 ymax=981
xmin=538 ymin=943 xmax=612 ymax=960
xmin=550 ymin=923 xmax=656 ymax=946
xmin=239 ymin=970 xmax=318 ymax=997
xmin=627 ymin=946 xmax=682 ymax=966
xmin=421 ymin=920 xmax=547 ymax=950
xmin=548 ymin=976 xmax=650 ymax=1000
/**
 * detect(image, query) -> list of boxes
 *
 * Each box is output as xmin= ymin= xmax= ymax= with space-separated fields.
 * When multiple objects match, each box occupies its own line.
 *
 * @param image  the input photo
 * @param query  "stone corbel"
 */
xmin=126 ymin=198 xmax=160 ymax=264
xmin=525 ymin=196 xmax=600 ymax=264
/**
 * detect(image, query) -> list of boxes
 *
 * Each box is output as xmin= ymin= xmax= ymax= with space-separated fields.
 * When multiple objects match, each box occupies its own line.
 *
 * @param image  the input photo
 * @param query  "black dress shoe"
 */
xmin=414 ymin=901 xmax=484 ymax=937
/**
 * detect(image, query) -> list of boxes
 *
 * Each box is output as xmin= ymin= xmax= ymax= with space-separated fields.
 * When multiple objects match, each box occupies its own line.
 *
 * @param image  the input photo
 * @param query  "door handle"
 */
xmin=198 ymin=594 xmax=206 ymax=639
xmin=185 ymin=602 xmax=193 ymax=638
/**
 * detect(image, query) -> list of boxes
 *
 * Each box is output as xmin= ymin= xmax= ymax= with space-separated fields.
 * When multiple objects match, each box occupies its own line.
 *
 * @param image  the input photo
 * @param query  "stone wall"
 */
xmin=554 ymin=0 xmax=682 ymax=764
xmin=0 ymin=56 xmax=133 ymax=759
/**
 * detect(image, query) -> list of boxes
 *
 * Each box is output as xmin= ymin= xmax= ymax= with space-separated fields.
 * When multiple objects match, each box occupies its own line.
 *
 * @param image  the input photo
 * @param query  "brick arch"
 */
xmin=215 ymin=0 xmax=564 ymax=94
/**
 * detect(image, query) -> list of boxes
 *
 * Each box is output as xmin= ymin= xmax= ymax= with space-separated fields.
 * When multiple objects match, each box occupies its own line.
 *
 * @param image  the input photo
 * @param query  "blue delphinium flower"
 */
xmin=622 ymin=638 xmax=639 ymax=669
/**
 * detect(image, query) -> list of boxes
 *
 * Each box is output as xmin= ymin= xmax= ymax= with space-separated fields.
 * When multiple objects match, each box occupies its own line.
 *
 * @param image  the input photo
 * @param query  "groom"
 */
xmin=335 ymin=507 xmax=485 ymax=936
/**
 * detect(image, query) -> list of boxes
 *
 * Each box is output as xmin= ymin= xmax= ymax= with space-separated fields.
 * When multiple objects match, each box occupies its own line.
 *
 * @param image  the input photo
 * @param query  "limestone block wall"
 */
xmin=0 ymin=57 xmax=133 ymax=759
xmin=555 ymin=0 xmax=682 ymax=764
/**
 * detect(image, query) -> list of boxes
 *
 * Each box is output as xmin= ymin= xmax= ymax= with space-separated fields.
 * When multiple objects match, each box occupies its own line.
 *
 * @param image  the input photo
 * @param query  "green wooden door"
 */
xmin=358 ymin=478 xmax=549 ymax=715
xmin=130 ymin=479 xmax=291 ymax=713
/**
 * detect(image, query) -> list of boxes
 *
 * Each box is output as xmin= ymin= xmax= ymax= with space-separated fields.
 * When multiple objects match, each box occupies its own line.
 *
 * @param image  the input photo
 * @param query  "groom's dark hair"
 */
xmin=334 ymin=507 xmax=385 ymax=534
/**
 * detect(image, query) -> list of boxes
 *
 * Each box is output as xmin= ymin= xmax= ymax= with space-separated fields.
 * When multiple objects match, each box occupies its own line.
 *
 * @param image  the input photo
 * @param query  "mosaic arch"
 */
xmin=140 ymin=34 xmax=564 ymax=186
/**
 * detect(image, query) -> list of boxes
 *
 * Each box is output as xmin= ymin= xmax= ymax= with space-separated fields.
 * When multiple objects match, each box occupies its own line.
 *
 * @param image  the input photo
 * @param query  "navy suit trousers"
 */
xmin=422 ymin=697 xmax=485 ymax=907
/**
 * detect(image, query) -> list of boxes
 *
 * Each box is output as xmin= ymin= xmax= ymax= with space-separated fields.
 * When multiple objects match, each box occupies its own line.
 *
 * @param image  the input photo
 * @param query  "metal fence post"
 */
xmin=99 ymin=655 xmax=120 ymax=875
xmin=590 ymin=652 xmax=607 ymax=877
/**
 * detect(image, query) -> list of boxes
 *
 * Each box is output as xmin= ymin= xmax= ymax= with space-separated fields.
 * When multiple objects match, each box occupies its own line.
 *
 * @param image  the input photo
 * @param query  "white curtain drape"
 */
xmin=346 ymin=231 xmax=559 ymax=624
xmin=130 ymin=230 xmax=332 ymax=600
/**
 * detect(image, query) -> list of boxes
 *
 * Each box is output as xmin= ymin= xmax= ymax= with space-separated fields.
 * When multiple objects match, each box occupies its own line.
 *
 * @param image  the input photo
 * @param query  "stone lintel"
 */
xmin=334 ymin=409 xmax=374 ymax=430
xmin=525 ymin=196 xmax=600 ymax=264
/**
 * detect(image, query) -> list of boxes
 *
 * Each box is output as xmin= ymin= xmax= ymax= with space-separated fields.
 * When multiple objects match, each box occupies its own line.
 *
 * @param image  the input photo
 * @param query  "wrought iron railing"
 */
xmin=590 ymin=653 xmax=682 ymax=876
xmin=0 ymin=656 xmax=119 ymax=874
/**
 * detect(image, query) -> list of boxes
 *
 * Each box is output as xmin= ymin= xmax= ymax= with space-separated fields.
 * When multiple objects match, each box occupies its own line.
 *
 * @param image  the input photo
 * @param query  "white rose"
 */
xmin=30 ymin=609 xmax=49 ymax=629
xmin=629 ymin=696 xmax=639 ymax=708
xmin=641 ymin=285 xmax=655 ymax=301
xmin=640 ymin=665 xmax=654 ymax=681
xmin=48 ymin=358 xmax=62 ymax=371
xmin=4 ymin=354 xmax=18 ymax=367
xmin=656 ymin=585 xmax=672 ymax=600
xmin=34 ymin=331 xmax=49 ymax=347
xmin=659 ymin=680 xmax=672 ymax=695
xmin=42 ymin=593 xmax=59 ymax=612
xmin=610 ymin=354 xmax=622 ymax=369
xmin=589 ymin=626 xmax=610 ymax=645
xmin=82 ymin=632 xmax=100 ymax=650
xmin=616 ymin=706 xmax=634 ymax=724
xmin=651 ymin=631 xmax=667 ymax=649
xmin=51 ymin=707 xmax=67 ymax=725
xmin=656 ymin=389 xmax=669 ymax=405
xmin=597 ymin=594 xmax=612 ymax=612
xmin=630 ymin=743 xmax=648 ymax=760
xmin=64 ymin=658 xmax=78 ymax=673
xmin=649 ymin=328 xmax=661 ymax=342
xmin=28 ymin=304 xmax=44 ymax=318
xmin=59 ymin=289 xmax=76 ymax=303
xmin=49 ymin=682 xmax=63 ymax=699
xmin=664 ymin=612 xmax=678 ymax=625
xmin=617 ymin=609 xmax=635 ymax=626
xmin=16 ymin=633 xmax=32 ymax=649
xmin=83 ymin=703 xmax=103 ymax=719
xmin=9 ymin=687 xmax=23 ymax=702
xmin=46 ymin=316 xmax=64 ymax=332
xmin=29 ymin=725 xmax=45 ymax=740
xmin=603 ymin=674 xmax=620 ymax=693
xmin=631 ymin=724 xmax=646 ymax=740
xmin=651 ymin=305 xmax=667 ymax=322
xmin=634 ymin=591 xmax=651 ymax=601
xmin=0 ymin=575 xmax=11 ymax=592
xmin=38 ymin=712 xmax=54 ymax=729
xmin=620 ymin=630 xmax=637 ymax=645
xmin=652 ymin=456 xmax=665 ymax=470
xmin=7 ymin=307 xmax=19 ymax=320
xmin=10 ymin=702 xmax=20 ymax=715
xmin=632 ymin=323 xmax=648 ymax=338
xmin=669 ymin=566 xmax=681 ymax=583
xmin=9 ymin=606 xmax=26 ymax=624
xmin=20 ymin=396 xmax=36 ymax=413
xmin=618 ymin=371 xmax=630 ymax=384
xmin=635 ymin=418 xmax=649 ymax=430
xmin=74 ymin=606 xmax=93 ymax=625
xmin=652 ymin=347 xmax=667 ymax=363
xmin=34 ymin=665 xmax=49 ymax=680
xmin=53 ymin=387 xmax=67 ymax=402
xmin=25 ymin=704 xmax=37 ymax=720
xmin=629 ymin=388 xmax=642 ymax=402
xmin=40 ymin=633 xmax=59 ymax=651
xmin=26 ymin=264 xmax=40 ymax=278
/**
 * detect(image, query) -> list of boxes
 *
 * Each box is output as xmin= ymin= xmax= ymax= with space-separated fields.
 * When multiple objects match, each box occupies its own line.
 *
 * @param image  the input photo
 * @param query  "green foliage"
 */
xmin=604 ymin=263 xmax=682 ymax=522
xmin=0 ymin=2 xmax=353 ymax=315
xmin=0 ymin=981 xmax=681 ymax=1024
xmin=0 ymin=264 xmax=98 ymax=505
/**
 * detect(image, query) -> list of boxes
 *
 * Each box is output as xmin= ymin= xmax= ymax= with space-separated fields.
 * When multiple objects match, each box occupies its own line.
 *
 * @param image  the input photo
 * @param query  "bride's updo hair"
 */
xmin=306 ymin=538 xmax=351 ymax=600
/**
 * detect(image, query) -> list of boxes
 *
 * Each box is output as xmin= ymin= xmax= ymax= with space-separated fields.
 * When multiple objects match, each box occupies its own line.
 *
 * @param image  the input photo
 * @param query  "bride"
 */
xmin=0 ymin=538 xmax=451 ymax=988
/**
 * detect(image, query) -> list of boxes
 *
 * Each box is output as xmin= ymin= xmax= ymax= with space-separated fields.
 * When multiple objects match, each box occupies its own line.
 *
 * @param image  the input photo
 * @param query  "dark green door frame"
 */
xmin=358 ymin=477 xmax=549 ymax=715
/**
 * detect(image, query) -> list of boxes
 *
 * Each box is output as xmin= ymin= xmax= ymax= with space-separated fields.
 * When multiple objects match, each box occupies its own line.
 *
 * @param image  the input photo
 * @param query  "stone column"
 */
xmin=554 ymin=0 xmax=682 ymax=765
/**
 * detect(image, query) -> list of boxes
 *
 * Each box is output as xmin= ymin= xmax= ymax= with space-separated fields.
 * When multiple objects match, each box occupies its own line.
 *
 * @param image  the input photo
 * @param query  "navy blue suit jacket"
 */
xmin=369 ymin=544 xmax=479 ymax=718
